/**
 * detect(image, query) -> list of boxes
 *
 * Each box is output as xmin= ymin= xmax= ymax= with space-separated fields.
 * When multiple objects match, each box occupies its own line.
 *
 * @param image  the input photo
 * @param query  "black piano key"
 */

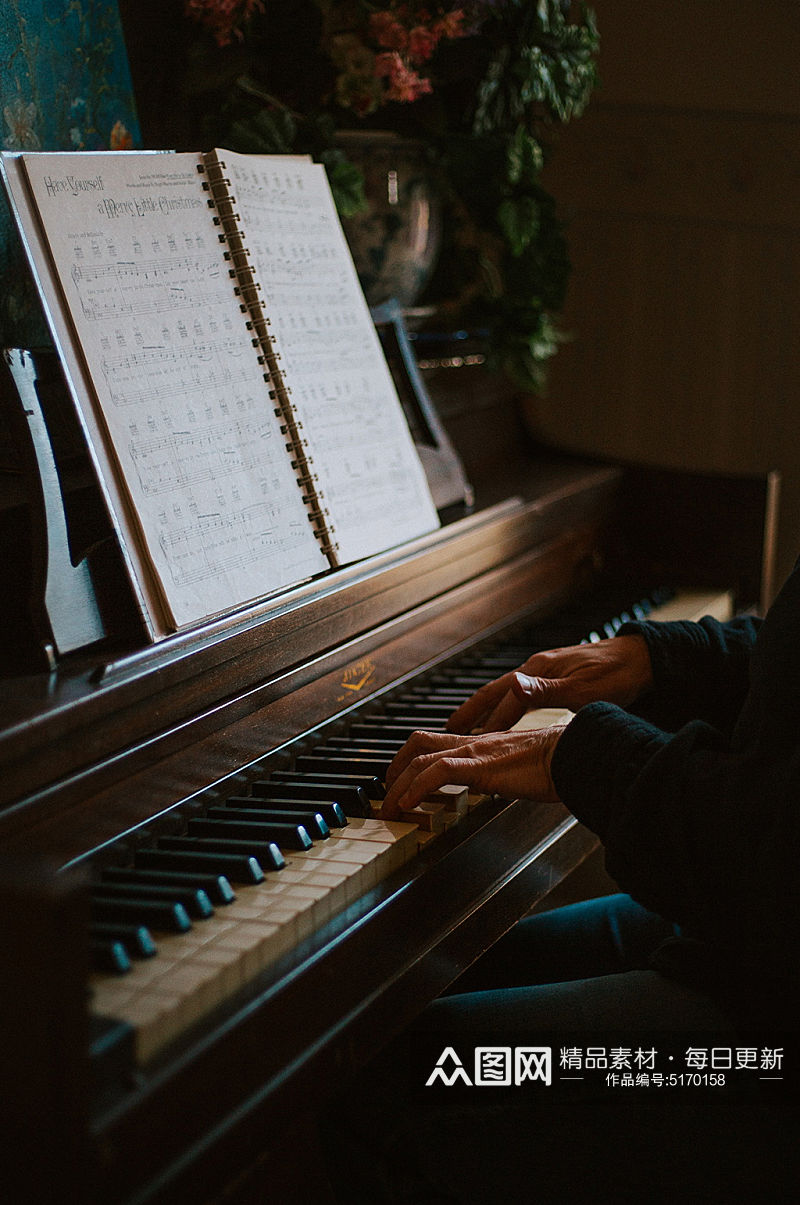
xmin=403 ymin=687 xmax=471 ymax=700
xmin=296 ymin=747 xmax=389 ymax=767
xmin=90 ymin=938 xmax=131 ymax=974
xmin=90 ymin=896 xmax=192 ymax=934
xmin=294 ymin=753 xmax=390 ymax=779
xmin=90 ymin=921 xmax=158 ymax=958
xmin=382 ymin=701 xmax=454 ymax=716
xmin=135 ymin=847 xmax=266 ymax=884
xmin=426 ymin=676 xmax=493 ymax=690
xmin=529 ymin=627 xmax=585 ymax=646
xmin=158 ymin=835 xmax=286 ymax=870
xmin=187 ymin=816 xmax=314 ymax=850
xmin=493 ymin=642 xmax=539 ymax=654
xmin=310 ymin=745 xmax=401 ymax=770
xmin=460 ymin=656 xmax=522 ymax=670
xmin=404 ymin=685 xmax=472 ymax=697
xmin=268 ymin=771 xmax=380 ymax=809
xmin=207 ymin=805 xmax=330 ymax=841
xmin=359 ymin=713 xmax=447 ymax=731
xmin=227 ymin=794 xmax=347 ymax=829
xmin=249 ymin=780 xmax=370 ymax=817
xmin=326 ymin=737 xmax=404 ymax=753
xmin=270 ymin=769 xmax=386 ymax=803
xmin=100 ymin=865 xmax=236 ymax=905
xmin=347 ymin=723 xmax=429 ymax=743
xmin=90 ymin=881 xmax=214 ymax=920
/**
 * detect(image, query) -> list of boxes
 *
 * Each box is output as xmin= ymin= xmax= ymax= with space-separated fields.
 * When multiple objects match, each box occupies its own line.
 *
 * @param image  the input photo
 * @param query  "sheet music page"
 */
xmin=221 ymin=150 xmax=440 ymax=563
xmin=20 ymin=151 xmax=328 ymax=629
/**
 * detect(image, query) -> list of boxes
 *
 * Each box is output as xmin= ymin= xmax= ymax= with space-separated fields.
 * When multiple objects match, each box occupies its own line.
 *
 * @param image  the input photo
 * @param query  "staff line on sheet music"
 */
xmin=158 ymin=506 xmax=310 ymax=586
xmin=79 ymin=286 xmax=234 ymax=323
xmin=130 ymin=418 xmax=275 ymax=495
xmin=71 ymin=252 xmax=222 ymax=285
xmin=103 ymin=361 xmax=260 ymax=408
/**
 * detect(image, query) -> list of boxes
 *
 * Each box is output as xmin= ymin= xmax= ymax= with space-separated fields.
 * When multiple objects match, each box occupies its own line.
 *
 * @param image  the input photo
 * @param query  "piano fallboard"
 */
xmin=0 ymin=461 xmax=621 ymax=832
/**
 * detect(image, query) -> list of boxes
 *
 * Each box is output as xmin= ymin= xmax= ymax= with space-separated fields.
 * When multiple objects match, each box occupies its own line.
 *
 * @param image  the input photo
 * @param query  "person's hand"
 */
xmin=381 ymin=725 xmax=566 ymax=819
xmin=446 ymin=634 xmax=654 ymax=734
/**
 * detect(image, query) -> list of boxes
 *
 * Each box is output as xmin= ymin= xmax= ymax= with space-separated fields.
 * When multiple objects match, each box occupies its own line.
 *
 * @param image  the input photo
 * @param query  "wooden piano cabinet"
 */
xmin=0 ymin=859 xmax=93 ymax=1203
xmin=0 ymin=447 xmax=778 ymax=1204
xmin=88 ymin=797 xmax=596 ymax=1205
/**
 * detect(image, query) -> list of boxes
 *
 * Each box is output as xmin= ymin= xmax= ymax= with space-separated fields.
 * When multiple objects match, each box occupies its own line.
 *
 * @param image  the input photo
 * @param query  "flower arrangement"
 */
xmin=183 ymin=1 xmax=265 ymax=48
xmin=182 ymin=1 xmax=599 ymax=393
xmin=324 ymin=4 xmax=472 ymax=113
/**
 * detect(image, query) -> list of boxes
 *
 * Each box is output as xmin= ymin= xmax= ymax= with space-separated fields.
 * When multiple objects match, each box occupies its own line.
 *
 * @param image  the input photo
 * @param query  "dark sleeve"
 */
xmin=550 ymin=700 xmax=800 ymax=982
xmin=551 ymin=703 xmax=727 ymax=922
xmin=550 ymin=560 xmax=800 ymax=986
xmin=616 ymin=614 xmax=761 ymax=733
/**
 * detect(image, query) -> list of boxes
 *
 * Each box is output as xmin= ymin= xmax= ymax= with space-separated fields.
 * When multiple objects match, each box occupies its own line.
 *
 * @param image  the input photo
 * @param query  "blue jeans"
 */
xmin=321 ymin=895 xmax=796 ymax=1204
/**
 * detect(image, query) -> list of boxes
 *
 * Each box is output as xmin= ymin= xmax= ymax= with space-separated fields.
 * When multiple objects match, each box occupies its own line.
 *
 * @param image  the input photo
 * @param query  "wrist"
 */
xmin=542 ymin=723 xmax=569 ymax=799
xmin=613 ymin=633 xmax=655 ymax=698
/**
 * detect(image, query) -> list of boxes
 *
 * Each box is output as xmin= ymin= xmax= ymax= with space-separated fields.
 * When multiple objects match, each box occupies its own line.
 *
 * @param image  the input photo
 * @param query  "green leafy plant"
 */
xmin=184 ymin=1 xmax=599 ymax=393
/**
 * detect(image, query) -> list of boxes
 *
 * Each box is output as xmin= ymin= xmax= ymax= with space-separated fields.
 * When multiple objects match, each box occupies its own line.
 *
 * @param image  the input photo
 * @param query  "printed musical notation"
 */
xmin=70 ymin=252 xmax=222 ymax=284
xmin=101 ymin=340 xmax=257 ymax=408
xmin=21 ymin=150 xmax=328 ymax=626
xmin=71 ymin=252 xmax=227 ymax=321
xmin=159 ymin=504 xmax=311 ymax=589
xmin=130 ymin=415 xmax=275 ymax=495
xmin=13 ymin=147 xmax=437 ymax=631
xmin=224 ymin=151 xmax=438 ymax=563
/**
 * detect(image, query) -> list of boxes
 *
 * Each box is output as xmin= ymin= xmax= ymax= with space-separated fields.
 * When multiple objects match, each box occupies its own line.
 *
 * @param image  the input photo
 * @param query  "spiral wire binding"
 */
xmin=198 ymin=154 xmax=338 ymax=562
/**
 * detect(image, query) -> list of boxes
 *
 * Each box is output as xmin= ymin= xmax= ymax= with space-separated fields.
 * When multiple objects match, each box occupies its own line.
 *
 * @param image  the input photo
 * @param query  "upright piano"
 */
xmin=0 ymin=339 xmax=776 ymax=1203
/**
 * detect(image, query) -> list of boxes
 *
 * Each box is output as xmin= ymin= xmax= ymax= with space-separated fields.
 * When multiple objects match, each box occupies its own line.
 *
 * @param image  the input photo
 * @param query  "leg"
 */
xmin=444 ymin=892 xmax=677 ymax=995
xmin=321 ymin=899 xmax=794 ymax=1204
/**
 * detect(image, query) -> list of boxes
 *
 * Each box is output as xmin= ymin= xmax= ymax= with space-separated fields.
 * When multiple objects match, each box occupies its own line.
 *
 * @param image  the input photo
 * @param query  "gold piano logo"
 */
xmin=337 ymin=656 xmax=377 ymax=700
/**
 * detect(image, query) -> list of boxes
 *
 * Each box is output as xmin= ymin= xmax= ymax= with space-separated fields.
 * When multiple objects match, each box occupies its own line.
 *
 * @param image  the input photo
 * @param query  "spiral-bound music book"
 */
xmin=1 ymin=149 xmax=439 ymax=636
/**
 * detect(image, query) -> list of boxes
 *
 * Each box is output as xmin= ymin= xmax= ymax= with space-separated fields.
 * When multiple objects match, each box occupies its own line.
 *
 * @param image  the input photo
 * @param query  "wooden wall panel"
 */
xmin=530 ymin=214 xmax=798 ymax=470
xmin=533 ymin=1 xmax=800 ymax=585
xmin=584 ymin=1 xmax=800 ymax=116
xmin=548 ymin=107 xmax=800 ymax=228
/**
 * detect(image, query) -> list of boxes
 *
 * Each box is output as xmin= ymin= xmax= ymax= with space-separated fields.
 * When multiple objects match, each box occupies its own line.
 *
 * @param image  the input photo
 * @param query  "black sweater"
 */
xmin=550 ymin=561 xmax=800 ymax=1022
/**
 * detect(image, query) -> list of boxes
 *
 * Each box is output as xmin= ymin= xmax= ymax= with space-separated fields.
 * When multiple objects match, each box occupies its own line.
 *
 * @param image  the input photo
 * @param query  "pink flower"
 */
xmin=374 ymin=51 xmax=402 ymax=79
xmin=375 ymin=53 xmax=433 ymax=103
xmin=369 ymin=13 xmax=409 ymax=52
xmin=390 ymin=69 xmax=433 ymax=103
xmin=408 ymin=25 xmax=439 ymax=63
xmin=433 ymin=10 xmax=466 ymax=40
xmin=184 ymin=0 xmax=264 ymax=48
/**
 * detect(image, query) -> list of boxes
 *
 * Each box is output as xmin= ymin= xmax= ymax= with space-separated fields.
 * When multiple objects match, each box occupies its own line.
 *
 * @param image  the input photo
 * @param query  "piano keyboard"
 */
xmin=88 ymin=586 xmax=733 ymax=1067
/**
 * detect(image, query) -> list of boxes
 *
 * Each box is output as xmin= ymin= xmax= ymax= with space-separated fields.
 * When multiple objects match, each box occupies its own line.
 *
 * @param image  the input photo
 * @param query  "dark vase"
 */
xmin=336 ymin=130 xmax=442 ymax=309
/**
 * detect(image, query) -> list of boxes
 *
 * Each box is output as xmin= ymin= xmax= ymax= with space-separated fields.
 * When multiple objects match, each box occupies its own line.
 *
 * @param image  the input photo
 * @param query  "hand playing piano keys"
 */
xmin=381 ymin=724 xmax=567 ymax=818
xmin=445 ymin=633 xmax=654 ymax=735
xmin=382 ymin=634 xmax=655 ymax=817
xmin=88 ymin=602 xmax=662 ymax=1064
